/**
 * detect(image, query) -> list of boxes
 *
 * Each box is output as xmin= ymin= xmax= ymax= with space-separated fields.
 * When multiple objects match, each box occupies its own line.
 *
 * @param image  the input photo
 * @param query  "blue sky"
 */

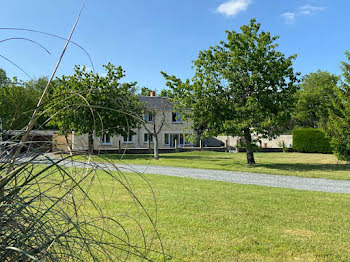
xmin=0 ymin=0 xmax=349 ymax=92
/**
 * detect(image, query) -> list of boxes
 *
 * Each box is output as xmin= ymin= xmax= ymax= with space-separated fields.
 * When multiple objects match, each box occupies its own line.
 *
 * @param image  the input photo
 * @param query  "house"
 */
xmin=71 ymin=92 xmax=194 ymax=151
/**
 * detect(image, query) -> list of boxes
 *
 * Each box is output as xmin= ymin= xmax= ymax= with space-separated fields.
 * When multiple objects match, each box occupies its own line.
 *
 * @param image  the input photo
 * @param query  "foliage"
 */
xmin=0 ymin=150 xmax=164 ymax=261
xmin=46 ymin=63 xmax=141 ymax=153
xmin=0 ymin=76 xmax=49 ymax=130
xmin=293 ymin=70 xmax=339 ymax=128
xmin=162 ymin=19 xmax=299 ymax=164
xmin=325 ymin=51 xmax=350 ymax=161
xmin=0 ymin=68 xmax=8 ymax=87
xmin=159 ymin=89 xmax=174 ymax=98
xmin=292 ymin=128 xmax=332 ymax=154
xmin=140 ymin=86 xmax=153 ymax=96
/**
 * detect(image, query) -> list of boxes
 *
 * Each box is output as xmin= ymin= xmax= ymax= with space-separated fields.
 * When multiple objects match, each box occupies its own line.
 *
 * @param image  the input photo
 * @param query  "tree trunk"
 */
xmin=243 ymin=129 xmax=256 ymax=165
xmin=148 ymin=135 xmax=151 ymax=153
xmin=65 ymin=134 xmax=73 ymax=154
xmin=154 ymin=135 xmax=159 ymax=160
xmin=88 ymin=131 xmax=94 ymax=155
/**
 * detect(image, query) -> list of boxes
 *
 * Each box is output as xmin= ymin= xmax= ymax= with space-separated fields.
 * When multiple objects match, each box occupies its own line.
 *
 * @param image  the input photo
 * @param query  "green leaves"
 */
xmin=0 ymin=76 xmax=48 ymax=130
xmin=163 ymin=19 xmax=299 ymax=164
xmin=46 ymin=63 xmax=141 ymax=138
xmin=163 ymin=19 xmax=298 ymax=138
xmin=324 ymin=52 xmax=350 ymax=160
xmin=293 ymin=70 xmax=339 ymax=128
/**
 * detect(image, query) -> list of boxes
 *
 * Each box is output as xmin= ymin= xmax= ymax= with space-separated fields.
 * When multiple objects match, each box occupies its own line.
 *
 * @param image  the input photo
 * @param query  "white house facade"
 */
xmin=71 ymin=95 xmax=194 ymax=151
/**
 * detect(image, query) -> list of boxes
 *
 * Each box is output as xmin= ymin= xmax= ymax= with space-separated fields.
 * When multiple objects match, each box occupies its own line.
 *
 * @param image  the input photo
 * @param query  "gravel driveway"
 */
xmin=59 ymin=160 xmax=350 ymax=194
xmin=7 ymin=154 xmax=350 ymax=194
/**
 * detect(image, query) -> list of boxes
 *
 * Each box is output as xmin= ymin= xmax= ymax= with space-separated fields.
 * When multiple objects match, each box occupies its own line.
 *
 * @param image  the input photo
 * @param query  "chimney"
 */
xmin=150 ymin=91 xmax=156 ymax=97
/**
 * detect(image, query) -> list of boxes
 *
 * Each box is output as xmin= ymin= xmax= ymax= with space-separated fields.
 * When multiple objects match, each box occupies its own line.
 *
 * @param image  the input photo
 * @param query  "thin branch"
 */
xmin=0 ymin=37 xmax=51 ymax=55
xmin=0 ymin=27 xmax=94 ymax=72
xmin=0 ymin=54 xmax=33 ymax=80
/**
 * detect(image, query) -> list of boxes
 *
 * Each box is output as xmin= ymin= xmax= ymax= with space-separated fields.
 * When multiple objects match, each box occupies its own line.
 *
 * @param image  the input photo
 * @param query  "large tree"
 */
xmin=47 ymin=63 xmax=141 ymax=154
xmin=325 ymin=51 xmax=350 ymax=161
xmin=293 ymin=70 xmax=338 ymax=128
xmin=162 ymin=19 xmax=299 ymax=165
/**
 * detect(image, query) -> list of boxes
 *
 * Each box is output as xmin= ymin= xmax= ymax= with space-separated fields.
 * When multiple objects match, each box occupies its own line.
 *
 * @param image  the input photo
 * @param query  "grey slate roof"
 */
xmin=138 ymin=96 xmax=174 ymax=111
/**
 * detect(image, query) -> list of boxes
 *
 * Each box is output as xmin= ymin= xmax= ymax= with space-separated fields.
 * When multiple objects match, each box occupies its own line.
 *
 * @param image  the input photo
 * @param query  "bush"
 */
xmin=283 ymin=147 xmax=290 ymax=153
xmin=292 ymin=128 xmax=332 ymax=154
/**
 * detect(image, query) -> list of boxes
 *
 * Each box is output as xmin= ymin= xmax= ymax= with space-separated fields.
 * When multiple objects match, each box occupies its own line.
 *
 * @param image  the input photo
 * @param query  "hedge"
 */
xmin=292 ymin=128 xmax=332 ymax=154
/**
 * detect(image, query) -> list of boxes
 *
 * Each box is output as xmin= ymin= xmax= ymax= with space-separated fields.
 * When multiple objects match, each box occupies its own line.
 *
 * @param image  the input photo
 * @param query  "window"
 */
xmin=144 ymin=133 xmax=153 ymax=143
xmin=164 ymin=133 xmax=191 ymax=147
xmin=101 ymin=133 xmax=112 ymax=145
xmin=123 ymin=135 xmax=133 ymax=143
xmin=164 ymin=133 xmax=170 ymax=145
xmin=180 ymin=134 xmax=184 ymax=145
xmin=144 ymin=113 xmax=153 ymax=122
xmin=172 ymin=112 xmax=182 ymax=123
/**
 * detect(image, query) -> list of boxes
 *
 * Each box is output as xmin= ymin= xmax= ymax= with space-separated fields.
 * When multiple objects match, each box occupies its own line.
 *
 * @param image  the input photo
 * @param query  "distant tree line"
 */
xmin=0 ymin=70 xmax=49 ymax=130
xmin=291 ymin=52 xmax=350 ymax=161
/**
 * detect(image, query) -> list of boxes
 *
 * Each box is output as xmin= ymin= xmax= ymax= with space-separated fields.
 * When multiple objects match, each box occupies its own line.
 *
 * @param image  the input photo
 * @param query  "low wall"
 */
xmin=237 ymin=148 xmax=294 ymax=153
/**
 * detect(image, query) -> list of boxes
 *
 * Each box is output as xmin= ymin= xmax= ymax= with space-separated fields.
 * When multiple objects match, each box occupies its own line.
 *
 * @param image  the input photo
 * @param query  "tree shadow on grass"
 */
xmin=258 ymin=163 xmax=350 ymax=173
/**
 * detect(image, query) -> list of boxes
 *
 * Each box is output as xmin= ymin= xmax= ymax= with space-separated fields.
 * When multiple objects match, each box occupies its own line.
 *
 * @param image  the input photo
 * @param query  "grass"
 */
xmin=85 ymin=169 xmax=350 ymax=261
xmin=81 ymin=151 xmax=350 ymax=180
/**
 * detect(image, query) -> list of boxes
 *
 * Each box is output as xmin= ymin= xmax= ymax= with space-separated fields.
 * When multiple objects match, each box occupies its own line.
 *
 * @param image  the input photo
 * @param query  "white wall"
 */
xmin=216 ymin=135 xmax=293 ymax=148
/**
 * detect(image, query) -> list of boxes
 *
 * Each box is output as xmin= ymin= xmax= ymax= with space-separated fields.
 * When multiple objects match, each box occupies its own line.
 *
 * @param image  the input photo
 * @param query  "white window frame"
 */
xmin=164 ymin=132 xmax=191 ymax=147
xmin=164 ymin=133 xmax=170 ymax=145
xmin=100 ymin=133 xmax=112 ymax=145
xmin=122 ymin=135 xmax=134 ymax=144
xmin=144 ymin=113 xmax=154 ymax=123
xmin=171 ymin=112 xmax=182 ymax=123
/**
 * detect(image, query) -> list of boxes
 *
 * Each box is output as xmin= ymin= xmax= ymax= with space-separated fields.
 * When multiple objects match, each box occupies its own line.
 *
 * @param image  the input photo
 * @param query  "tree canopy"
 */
xmin=162 ymin=19 xmax=299 ymax=164
xmin=140 ymin=87 xmax=153 ymax=96
xmin=325 ymin=51 xmax=350 ymax=161
xmin=47 ymin=63 xmax=141 ymax=153
xmin=159 ymin=89 xmax=174 ymax=98
xmin=0 ymin=75 xmax=49 ymax=130
xmin=0 ymin=68 xmax=7 ymax=87
xmin=293 ymin=70 xmax=338 ymax=129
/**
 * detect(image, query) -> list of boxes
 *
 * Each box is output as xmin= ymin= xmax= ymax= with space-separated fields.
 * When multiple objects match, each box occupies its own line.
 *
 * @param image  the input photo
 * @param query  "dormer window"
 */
xmin=172 ymin=112 xmax=182 ymax=123
xmin=144 ymin=113 xmax=154 ymax=123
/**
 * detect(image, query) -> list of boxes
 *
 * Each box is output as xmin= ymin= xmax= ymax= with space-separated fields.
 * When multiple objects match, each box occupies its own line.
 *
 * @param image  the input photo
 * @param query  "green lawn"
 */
xmin=85 ymin=169 xmax=350 ymax=261
xmin=79 ymin=151 xmax=350 ymax=180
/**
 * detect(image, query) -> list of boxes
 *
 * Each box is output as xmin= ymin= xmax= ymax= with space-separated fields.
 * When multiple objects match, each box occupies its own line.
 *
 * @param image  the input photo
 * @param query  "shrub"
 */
xmin=292 ymin=128 xmax=332 ymax=154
